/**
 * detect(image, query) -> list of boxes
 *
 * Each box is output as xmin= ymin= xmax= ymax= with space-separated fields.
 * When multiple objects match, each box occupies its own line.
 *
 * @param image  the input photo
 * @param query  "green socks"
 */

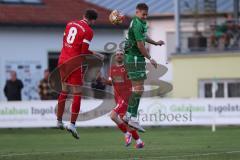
xmin=127 ymin=92 xmax=142 ymax=117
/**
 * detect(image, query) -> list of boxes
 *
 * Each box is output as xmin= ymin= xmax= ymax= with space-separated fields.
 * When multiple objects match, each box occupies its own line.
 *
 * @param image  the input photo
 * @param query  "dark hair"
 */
xmin=85 ymin=9 xmax=98 ymax=20
xmin=136 ymin=3 xmax=149 ymax=11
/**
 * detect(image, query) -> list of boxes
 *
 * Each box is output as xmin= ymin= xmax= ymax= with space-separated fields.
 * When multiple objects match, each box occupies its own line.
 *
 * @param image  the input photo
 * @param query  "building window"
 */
xmin=204 ymin=83 xmax=212 ymax=98
xmin=199 ymin=79 xmax=240 ymax=98
xmin=228 ymin=82 xmax=240 ymax=97
xmin=0 ymin=0 xmax=42 ymax=4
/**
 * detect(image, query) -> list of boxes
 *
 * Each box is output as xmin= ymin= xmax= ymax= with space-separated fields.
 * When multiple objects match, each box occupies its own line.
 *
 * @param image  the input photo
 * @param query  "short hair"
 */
xmin=136 ymin=3 xmax=149 ymax=11
xmin=85 ymin=9 xmax=98 ymax=20
xmin=115 ymin=49 xmax=124 ymax=55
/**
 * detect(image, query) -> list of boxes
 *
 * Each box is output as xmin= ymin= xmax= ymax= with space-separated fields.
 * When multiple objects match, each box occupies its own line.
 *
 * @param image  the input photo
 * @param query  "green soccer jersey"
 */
xmin=125 ymin=16 xmax=148 ymax=56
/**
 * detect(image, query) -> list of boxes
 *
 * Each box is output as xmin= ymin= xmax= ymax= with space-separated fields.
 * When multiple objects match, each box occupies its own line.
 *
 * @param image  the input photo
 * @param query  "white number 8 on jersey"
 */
xmin=67 ymin=27 xmax=77 ymax=44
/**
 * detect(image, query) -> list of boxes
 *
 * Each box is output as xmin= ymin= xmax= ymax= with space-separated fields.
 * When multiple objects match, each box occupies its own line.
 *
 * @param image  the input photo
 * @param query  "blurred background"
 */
xmin=0 ymin=0 xmax=240 ymax=101
xmin=0 ymin=0 xmax=239 ymax=126
xmin=0 ymin=0 xmax=240 ymax=159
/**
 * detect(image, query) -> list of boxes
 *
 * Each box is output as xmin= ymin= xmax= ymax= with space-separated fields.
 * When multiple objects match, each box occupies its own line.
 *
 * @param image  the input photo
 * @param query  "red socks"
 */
xmin=117 ymin=123 xmax=140 ymax=140
xmin=117 ymin=123 xmax=127 ymax=133
xmin=57 ymin=91 xmax=68 ymax=121
xmin=130 ymin=130 xmax=140 ymax=140
xmin=57 ymin=91 xmax=82 ymax=124
xmin=70 ymin=93 xmax=82 ymax=124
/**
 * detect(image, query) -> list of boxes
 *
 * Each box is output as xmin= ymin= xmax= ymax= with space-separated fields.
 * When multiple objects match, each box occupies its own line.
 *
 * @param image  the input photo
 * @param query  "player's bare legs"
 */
xmin=110 ymin=110 xmax=132 ymax=146
xmin=110 ymin=110 xmax=144 ymax=147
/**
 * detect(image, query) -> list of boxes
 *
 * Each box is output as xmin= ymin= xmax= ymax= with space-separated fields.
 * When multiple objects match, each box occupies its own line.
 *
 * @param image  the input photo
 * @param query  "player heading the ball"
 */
xmin=56 ymin=9 xmax=104 ymax=139
xmin=123 ymin=3 xmax=165 ymax=132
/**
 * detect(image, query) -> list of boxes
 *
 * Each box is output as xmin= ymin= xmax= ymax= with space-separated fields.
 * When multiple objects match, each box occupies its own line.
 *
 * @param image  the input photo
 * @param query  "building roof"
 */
xmin=0 ymin=0 xmax=131 ymax=28
xmin=85 ymin=0 xmax=235 ymax=16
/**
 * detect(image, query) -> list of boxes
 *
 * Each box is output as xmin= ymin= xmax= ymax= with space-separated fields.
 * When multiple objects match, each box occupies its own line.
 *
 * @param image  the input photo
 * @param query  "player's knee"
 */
xmin=110 ymin=113 xmax=116 ymax=121
xmin=110 ymin=111 xmax=117 ymax=122
xmin=110 ymin=114 xmax=115 ymax=121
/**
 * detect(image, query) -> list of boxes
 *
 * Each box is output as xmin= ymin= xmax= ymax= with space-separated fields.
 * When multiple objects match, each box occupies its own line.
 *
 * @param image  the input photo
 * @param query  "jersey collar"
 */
xmin=134 ymin=16 xmax=146 ymax=24
xmin=116 ymin=63 xmax=124 ymax=67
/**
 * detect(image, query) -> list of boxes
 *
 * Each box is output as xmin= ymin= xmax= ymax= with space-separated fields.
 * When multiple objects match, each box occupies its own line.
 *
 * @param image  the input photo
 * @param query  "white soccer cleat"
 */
xmin=57 ymin=121 xmax=65 ymax=130
xmin=128 ymin=117 xmax=146 ymax=133
xmin=66 ymin=123 xmax=80 ymax=139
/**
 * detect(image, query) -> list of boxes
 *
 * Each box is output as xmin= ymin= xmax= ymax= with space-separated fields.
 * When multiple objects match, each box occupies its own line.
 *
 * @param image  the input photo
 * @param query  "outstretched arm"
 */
xmin=137 ymin=41 xmax=158 ymax=68
xmin=137 ymin=41 xmax=151 ymax=59
xmin=92 ymin=51 xmax=105 ymax=61
xmin=146 ymin=36 xmax=165 ymax=46
xmin=81 ymin=29 xmax=104 ymax=60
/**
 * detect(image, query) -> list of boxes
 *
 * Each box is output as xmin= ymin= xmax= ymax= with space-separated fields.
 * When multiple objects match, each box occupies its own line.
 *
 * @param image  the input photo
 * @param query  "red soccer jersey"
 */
xmin=108 ymin=65 xmax=132 ymax=103
xmin=59 ymin=19 xmax=93 ymax=63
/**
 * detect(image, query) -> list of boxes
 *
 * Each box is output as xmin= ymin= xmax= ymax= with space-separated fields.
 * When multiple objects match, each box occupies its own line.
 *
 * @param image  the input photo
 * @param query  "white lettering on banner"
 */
xmin=0 ymin=98 xmax=240 ymax=128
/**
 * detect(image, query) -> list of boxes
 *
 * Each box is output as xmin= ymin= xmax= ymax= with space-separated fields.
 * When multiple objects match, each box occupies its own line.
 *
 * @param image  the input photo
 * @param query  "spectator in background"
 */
xmin=4 ymin=70 xmax=24 ymax=101
xmin=38 ymin=69 xmax=56 ymax=100
xmin=210 ymin=14 xmax=234 ymax=49
xmin=210 ymin=22 xmax=229 ymax=48
xmin=91 ymin=71 xmax=106 ymax=99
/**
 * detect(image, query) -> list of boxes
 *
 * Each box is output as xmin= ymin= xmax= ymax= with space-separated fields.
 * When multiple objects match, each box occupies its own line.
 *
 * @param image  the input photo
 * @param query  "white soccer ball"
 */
xmin=109 ymin=10 xmax=124 ymax=25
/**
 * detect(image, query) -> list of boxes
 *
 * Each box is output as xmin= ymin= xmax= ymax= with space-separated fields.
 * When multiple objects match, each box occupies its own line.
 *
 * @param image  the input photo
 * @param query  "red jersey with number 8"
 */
xmin=58 ymin=20 xmax=93 ymax=85
xmin=59 ymin=19 xmax=93 ymax=62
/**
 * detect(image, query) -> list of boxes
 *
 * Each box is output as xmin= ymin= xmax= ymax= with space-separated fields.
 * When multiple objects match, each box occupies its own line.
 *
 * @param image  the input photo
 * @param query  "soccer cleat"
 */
xmin=57 ymin=121 xmax=65 ymax=130
xmin=128 ymin=117 xmax=146 ymax=133
xmin=125 ymin=132 xmax=132 ymax=147
xmin=66 ymin=123 xmax=80 ymax=139
xmin=135 ymin=142 xmax=144 ymax=149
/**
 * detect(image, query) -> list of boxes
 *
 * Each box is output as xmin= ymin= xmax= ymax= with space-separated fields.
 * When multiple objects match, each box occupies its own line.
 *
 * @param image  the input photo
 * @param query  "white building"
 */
xmin=1 ymin=0 xmax=238 ymax=100
xmin=0 ymin=0 xmax=130 ymax=100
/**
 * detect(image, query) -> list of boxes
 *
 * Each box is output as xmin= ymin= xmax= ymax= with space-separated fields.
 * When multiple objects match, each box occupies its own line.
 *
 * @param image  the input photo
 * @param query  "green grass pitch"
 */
xmin=0 ymin=126 xmax=240 ymax=160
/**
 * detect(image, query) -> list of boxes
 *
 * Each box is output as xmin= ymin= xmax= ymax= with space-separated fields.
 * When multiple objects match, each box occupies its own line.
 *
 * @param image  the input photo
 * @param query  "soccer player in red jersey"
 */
xmin=101 ymin=50 xmax=144 ymax=148
xmin=56 ymin=9 xmax=104 ymax=139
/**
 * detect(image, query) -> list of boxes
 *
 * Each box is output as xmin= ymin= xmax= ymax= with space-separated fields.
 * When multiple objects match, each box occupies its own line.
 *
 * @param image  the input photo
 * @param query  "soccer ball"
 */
xmin=109 ymin=10 xmax=124 ymax=25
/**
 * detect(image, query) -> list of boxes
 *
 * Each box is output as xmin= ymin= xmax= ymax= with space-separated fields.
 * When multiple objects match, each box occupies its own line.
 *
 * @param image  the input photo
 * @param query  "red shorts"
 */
xmin=58 ymin=58 xmax=84 ymax=85
xmin=113 ymin=98 xmax=129 ymax=118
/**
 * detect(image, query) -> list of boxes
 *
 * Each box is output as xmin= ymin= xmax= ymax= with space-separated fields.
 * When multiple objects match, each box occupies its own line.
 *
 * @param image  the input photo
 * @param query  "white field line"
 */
xmin=0 ymin=149 xmax=239 ymax=159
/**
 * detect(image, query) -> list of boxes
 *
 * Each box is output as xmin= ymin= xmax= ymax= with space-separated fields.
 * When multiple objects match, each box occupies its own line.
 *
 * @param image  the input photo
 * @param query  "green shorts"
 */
xmin=124 ymin=54 xmax=147 ymax=81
